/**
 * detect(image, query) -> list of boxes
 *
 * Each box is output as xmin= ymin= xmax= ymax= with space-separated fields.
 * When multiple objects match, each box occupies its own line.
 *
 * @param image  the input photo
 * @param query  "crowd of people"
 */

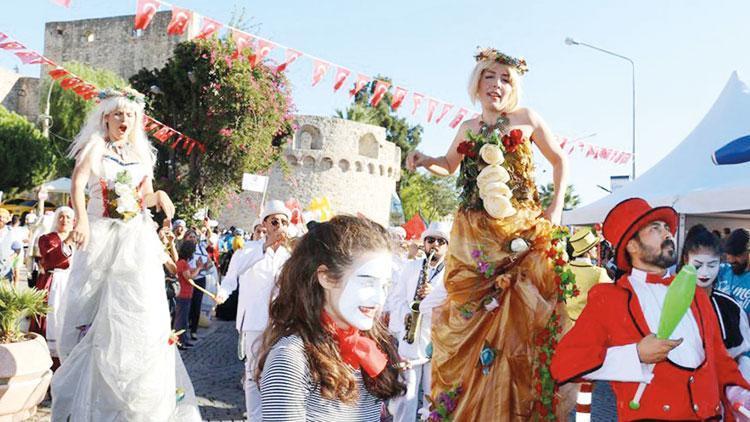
xmin=4 ymin=45 xmax=750 ymax=422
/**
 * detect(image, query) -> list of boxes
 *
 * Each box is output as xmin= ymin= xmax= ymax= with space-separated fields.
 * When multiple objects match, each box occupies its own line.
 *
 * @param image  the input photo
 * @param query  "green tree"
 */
xmin=130 ymin=38 xmax=293 ymax=217
xmin=42 ymin=61 xmax=128 ymax=176
xmin=399 ymin=172 xmax=459 ymax=222
xmin=538 ymin=182 xmax=582 ymax=210
xmin=0 ymin=106 xmax=58 ymax=196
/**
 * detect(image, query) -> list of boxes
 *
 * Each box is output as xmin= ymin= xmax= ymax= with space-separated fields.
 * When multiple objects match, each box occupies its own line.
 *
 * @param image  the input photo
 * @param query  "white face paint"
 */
xmin=688 ymin=253 xmax=721 ymax=288
xmin=337 ymin=252 xmax=392 ymax=330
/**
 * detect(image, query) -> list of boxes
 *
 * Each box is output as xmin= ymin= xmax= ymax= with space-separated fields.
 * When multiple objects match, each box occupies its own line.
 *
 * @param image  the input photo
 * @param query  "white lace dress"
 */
xmin=50 ymin=154 xmax=201 ymax=422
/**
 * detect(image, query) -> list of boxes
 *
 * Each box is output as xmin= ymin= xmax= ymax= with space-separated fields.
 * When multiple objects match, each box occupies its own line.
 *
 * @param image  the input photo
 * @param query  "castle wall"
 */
xmin=0 ymin=67 xmax=40 ymax=122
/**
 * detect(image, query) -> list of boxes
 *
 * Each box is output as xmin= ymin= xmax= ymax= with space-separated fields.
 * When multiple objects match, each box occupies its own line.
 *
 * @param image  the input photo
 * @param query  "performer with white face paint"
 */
xmin=682 ymin=224 xmax=750 ymax=381
xmin=257 ymin=216 xmax=406 ymax=422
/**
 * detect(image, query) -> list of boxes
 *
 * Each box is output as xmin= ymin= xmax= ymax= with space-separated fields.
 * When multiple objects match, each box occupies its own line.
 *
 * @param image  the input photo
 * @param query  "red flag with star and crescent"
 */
xmin=311 ymin=59 xmax=330 ymax=87
xmin=194 ymin=16 xmax=222 ymax=39
xmin=391 ymin=86 xmax=408 ymax=111
xmin=349 ymin=74 xmax=370 ymax=97
xmin=134 ymin=0 xmax=161 ymax=30
xmin=332 ymin=67 xmax=351 ymax=92
xmin=167 ymin=6 xmax=191 ymax=36
xmin=276 ymin=48 xmax=302 ymax=73
xmin=250 ymin=39 xmax=275 ymax=67
xmin=370 ymin=80 xmax=390 ymax=107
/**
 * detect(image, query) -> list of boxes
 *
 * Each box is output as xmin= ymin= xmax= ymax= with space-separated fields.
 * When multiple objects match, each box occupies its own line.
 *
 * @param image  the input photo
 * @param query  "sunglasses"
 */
xmin=425 ymin=236 xmax=448 ymax=246
xmin=269 ymin=218 xmax=289 ymax=227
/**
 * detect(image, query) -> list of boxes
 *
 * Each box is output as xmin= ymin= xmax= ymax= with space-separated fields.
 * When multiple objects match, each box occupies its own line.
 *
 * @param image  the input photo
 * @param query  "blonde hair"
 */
xmin=68 ymin=94 xmax=155 ymax=177
xmin=467 ymin=60 xmax=523 ymax=112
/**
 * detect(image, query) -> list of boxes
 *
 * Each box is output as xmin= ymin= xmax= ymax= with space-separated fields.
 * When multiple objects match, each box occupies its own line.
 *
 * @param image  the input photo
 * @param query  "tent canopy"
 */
xmin=564 ymin=71 xmax=750 ymax=225
xmin=43 ymin=177 xmax=71 ymax=193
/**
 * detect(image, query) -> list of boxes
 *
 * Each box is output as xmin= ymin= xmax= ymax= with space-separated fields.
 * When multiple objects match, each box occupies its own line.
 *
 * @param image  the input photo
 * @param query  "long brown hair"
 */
xmin=255 ymin=215 xmax=405 ymax=403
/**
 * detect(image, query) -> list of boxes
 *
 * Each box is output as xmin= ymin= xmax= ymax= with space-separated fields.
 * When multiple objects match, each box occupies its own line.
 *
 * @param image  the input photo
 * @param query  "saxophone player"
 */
xmin=388 ymin=221 xmax=451 ymax=422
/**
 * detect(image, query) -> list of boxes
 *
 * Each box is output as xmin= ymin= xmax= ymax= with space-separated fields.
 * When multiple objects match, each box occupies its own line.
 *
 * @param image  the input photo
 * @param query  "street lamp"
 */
xmin=565 ymin=37 xmax=636 ymax=180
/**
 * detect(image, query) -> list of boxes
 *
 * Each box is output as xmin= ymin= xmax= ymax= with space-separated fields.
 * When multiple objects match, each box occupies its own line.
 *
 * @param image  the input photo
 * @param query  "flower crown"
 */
xmin=97 ymin=87 xmax=146 ymax=105
xmin=474 ymin=47 xmax=529 ymax=75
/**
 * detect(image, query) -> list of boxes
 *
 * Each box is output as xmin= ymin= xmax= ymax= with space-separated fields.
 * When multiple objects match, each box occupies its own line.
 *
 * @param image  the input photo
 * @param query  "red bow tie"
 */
xmin=644 ymin=272 xmax=674 ymax=286
xmin=321 ymin=311 xmax=388 ymax=378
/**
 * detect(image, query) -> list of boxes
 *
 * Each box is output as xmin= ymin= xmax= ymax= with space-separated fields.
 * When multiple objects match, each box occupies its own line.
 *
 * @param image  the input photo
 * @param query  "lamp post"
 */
xmin=565 ymin=37 xmax=636 ymax=180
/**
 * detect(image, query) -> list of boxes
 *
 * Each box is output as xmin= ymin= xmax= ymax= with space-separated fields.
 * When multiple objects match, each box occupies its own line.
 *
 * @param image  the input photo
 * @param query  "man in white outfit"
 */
xmin=216 ymin=200 xmax=291 ymax=421
xmin=388 ymin=221 xmax=451 ymax=422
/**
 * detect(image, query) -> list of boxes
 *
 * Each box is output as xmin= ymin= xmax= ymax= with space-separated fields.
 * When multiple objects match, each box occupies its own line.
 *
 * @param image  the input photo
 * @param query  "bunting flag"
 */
xmin=0 ymin=32 xmax=7 ymax=42
xmin=369 ymin=80 xmax=390 ymax=107
xmin=48 ymin=68 xmax=70 ymax=80
xmin=167 ymin=6 xmax=191 ymax=36
xmin=311 ymin=59 xmax=330 ymax=86
xmin=194 ymin=16 xmax=222 ymax=39
xmin=134 ymin=0 xmax=161 ymax=31
xmin=52 ymin=0 xmax=72 ymax=6
xmin=391 ymin=86 xmax=407 ymax=110
xmin=169 ymin=134 xmax=183 ymax=149
xmin=153 ymin=126 xmax=174 ymax=142
xmin=349 ymin=74 xmax=370 ymax=97
xmin=186 ymin=139 xmax=197 ymax=155
xmin=401 ymin=212 xmax=427 ymax=240
xmin=449 ymin=107 xmax=469 ymax=129
xmin=14 ymin=51 xmax=52 ymax=65
xmin=250 ymin=39 xmax=275 ymax=67
xmin=73 ymin=83 xmax=97 ymax=98
xmin=0 ymin=41 xmax=26 ymax=50
xmin=231 ymin=30 xmax=254 ymax=57
xmin=332 ymin=66 xmax=351 ymax=92
xmin=426 ymin=98 xmax=438 ymax=122
xmin=59 ymin=77 xmax=83 ymax=90
xmin=276 ymin=48 xmax=302 ymax=72
xmin=411 ymin=92 xmax=424 ymax=115
xmin=435 ymin=103 xmax=453 ymax=124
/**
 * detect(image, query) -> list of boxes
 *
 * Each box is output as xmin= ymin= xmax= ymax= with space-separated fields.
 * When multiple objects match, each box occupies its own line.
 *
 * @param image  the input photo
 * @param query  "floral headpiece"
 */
xmin=474 ymin=47 xmax=529 ymax=75
xmin=97 ymin=87 xmax=146 ymax=105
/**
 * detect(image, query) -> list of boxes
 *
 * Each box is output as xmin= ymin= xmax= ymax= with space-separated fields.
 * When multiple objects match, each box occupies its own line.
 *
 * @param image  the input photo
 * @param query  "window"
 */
xmin=358 ymin=133 xmax=379 ymax=159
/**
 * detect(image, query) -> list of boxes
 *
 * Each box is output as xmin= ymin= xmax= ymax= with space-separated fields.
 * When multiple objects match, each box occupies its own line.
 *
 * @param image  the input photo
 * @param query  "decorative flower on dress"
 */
xmin=168 ymin=329 xmax=185 ymax=346
xmin=100 ymin=170 xmax=143 ymax=221
xmin=426 ymin=384 xmax=463 ymax=421
xmin=509 ymin=238 xmax=529 ymax=253
xmin=478 ymin=341 xmax=498 ymax=375
xmin=501 ymin=129 xmax=525 ymax=153
xmin=456 ymin=141 xmax=477 ymax=158
xmin=479 ymin=144 xmax=504 ymax=165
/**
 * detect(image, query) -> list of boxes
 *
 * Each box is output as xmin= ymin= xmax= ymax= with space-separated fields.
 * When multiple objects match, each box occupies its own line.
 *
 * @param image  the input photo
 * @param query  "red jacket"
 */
xmin=30 ymin=232 xmax=72 ymax=335
xmin=551 ymin=274 xmax=750 ymax=421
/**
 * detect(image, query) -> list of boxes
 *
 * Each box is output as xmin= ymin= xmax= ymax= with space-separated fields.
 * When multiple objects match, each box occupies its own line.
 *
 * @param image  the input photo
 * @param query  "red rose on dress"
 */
xmin=502 ymin=129 xmax=525 ymax=153
xmin=457 ymin=141 xmax=477 ymax=158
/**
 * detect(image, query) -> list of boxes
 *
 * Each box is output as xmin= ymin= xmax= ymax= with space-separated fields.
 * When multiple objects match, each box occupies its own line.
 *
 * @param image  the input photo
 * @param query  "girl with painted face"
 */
xmin=256 ymin=216 xmax=406 ymax=421
xmin=682 ymin=224 xmax=750 ymax=381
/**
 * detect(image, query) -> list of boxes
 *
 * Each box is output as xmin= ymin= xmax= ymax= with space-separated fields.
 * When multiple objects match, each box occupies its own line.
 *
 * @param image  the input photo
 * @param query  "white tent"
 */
xmin=43 ymin=177 xmax=71 ymax=193
xmin=564 ymin=71 xmax=750 ymax=232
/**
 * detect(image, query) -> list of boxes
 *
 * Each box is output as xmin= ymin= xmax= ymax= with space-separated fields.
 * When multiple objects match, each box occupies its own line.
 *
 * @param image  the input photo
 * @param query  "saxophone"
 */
xmin=403 ymin=251 xmax=435 ymax=344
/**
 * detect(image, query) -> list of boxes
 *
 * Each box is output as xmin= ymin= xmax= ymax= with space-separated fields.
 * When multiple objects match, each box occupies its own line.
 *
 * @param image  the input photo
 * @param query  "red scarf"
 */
xmin=321 ymin=310 xmax=388 ymax=378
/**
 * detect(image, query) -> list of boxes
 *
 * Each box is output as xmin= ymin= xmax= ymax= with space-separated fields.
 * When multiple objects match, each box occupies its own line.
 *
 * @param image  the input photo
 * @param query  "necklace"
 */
xmin=479 ymin=113 xmax=509 ymax=136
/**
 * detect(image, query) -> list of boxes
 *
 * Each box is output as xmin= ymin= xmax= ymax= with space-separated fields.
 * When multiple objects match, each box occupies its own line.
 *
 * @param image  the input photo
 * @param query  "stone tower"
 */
xmin=220 ymin=115 xmax=401 ymax=228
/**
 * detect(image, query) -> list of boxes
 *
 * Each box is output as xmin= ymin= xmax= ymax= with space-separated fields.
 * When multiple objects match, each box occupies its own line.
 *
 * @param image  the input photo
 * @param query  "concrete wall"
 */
xmin=0 ymin=67 xmax=40 ymax=122
xmin=220 ymin=115 xmax=401 ymax=229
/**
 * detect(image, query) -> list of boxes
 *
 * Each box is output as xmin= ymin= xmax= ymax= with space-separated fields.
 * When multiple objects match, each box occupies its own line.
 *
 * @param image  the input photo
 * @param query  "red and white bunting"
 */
xmin=435 ymin=103 xmax=453 ymax=124
xmin=14 ymin=51 xmax=52 ymax=65
xmin=59 ymin=77 xmax=83 ymax=90
xmin=411 ymin=92 xmax=425 ymax=116
xmin=0 ymin=32 xmax=7 ymax=42
xmin=426 ymin=98 xmax=438 ymax=122
xmin=231 ymin=30 xmax=254 ymax=57
xmin=153 ymin=126 xmax=174 ymax=143
xmin=277 ymin=48 xmax=302 ymax=72
xmin=0 ymin=41 xmax=26 ymax=50
xmin=449 ymin=107 xmax=469 ymax=129
xmin=370 ymin=80 xmax=390 ymax=107
xmin=194 ymin=16 xmax=222 ymax=39
xmin=391 ymin=86 xmax=407 ymax=111
xmin=332 ymin=66 xmax=351 ymax=92
xmin=52 ymin=0 xmax=72 ymax=7
xmin=311 ymin=59 xmax=330 ymax=87
xmin=167 ymin=6 xmax=191 ymax=36
xmin=134 ymin=0 xmax=161 ymax=31
xmin=349 ymin=74 xmax=370 ymax=97
xmin=250 ymin=39 xmax=275 ymax=67
xmin=48 ymin=68 xmax=70 ymax=80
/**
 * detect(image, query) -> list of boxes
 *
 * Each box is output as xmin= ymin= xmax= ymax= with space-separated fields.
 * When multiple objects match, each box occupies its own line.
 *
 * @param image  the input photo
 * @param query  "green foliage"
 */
xmin=538 ymin=182 xmax=582 ymax=210
xmin=399 ymin=172 xmax=459 ymax=222
xmin=0 ymin=106 xmax=58 ymax=196
xmin=0 ymin=283 xmax=50 ymax=343
xmin=130 ymin=38 xmax=294 ymax=218
xmin=42 ymin=61 xmax=128 ymax=176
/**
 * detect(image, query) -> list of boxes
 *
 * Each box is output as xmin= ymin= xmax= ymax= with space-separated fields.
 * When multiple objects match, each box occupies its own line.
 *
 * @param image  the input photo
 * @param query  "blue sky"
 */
xmin=1 ymin=0 xmax=746 ymax=205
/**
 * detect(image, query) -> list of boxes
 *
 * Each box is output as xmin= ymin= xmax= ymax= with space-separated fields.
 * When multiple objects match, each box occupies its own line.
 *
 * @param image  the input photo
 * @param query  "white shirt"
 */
xmin=218 ymin=240 xmax=290 ymax=332
xmin=585 ymin=268 xmax=705 ymax=383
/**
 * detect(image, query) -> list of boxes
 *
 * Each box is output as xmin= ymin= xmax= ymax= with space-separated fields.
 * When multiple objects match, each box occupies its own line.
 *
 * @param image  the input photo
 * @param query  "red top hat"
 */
xmin=602 ymin=198 xmax=678 ymax=271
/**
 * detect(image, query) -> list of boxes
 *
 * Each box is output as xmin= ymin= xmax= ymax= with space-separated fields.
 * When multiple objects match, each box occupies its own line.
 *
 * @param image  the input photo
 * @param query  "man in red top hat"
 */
xmin=551 ymin=198 xmax=750 ymax=420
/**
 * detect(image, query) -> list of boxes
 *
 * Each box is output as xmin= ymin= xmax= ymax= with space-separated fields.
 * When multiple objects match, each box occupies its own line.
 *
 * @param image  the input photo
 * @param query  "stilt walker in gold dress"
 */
xmin=405 ymin=48 xmax=577 ymax=421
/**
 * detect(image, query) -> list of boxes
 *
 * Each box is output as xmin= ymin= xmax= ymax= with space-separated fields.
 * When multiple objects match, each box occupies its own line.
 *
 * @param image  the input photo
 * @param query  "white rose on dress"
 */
xmin=510 ymin=238 xmax=529 ymax=253
xmin=483 ymin=195 xmax=516 ymax=219
xmin=479 ymin=144 xmax=504 ymax=165
xmin=479 ymin=181 xmax=512 ymax=199
xmin=476 ymin=165 xmax=510 ymax=189
xmin=114 ymin=182 xmax=132 ymax=197
xmin=116 ymin=194 xmax=138 ymax=214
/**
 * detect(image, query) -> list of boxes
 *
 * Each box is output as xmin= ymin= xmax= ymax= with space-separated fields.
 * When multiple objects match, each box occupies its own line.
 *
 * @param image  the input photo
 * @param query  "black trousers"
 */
xmin=189 ymin=276 xmax=206 ymax=334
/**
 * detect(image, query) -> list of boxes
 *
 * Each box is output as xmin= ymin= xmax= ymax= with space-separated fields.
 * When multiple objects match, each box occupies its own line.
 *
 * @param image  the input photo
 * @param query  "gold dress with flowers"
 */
xmin=428 ymin=120 xmax=576 ymax=421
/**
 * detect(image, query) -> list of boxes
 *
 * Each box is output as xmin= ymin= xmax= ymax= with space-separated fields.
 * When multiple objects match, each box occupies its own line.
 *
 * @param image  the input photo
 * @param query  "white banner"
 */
xmin=242 ymin=173 xmax=268 ymax=193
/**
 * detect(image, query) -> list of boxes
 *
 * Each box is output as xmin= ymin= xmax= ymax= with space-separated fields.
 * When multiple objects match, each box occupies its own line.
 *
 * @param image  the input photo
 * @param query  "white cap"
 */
xmin=388 ymin=226 xmax=407 ymax=240
xmin=421 ymin=221 xmax=452 ymax=242
xmin=260 ymin=200 xmax=291 ymax=222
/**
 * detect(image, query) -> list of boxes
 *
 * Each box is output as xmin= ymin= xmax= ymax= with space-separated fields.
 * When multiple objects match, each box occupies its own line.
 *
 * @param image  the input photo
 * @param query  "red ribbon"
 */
xmin=321 ymin=311 xmax=387 ymax=378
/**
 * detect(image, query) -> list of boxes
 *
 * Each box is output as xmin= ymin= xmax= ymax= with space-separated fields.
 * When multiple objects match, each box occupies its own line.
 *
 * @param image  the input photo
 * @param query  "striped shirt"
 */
xmin=260 ymin=335 xmax=382 ymax=422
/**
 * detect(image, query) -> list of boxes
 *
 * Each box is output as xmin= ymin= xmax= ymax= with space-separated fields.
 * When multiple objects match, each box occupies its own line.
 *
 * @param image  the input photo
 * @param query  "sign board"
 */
xmin=610 ymin=175 xmax=630 ymax=193
xmin=242 ymin=173 xmax=269 ymax=193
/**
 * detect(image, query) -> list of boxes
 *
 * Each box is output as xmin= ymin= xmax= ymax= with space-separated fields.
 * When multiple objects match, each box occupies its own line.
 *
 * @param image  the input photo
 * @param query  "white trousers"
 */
xmin=389 ymin=362 xmax=431 ymax=422
xmin=244 ymin=330 xmax=263 ymax=422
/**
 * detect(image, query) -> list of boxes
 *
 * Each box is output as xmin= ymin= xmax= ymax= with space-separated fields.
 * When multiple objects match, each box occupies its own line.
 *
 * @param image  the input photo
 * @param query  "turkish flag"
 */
xmin=391 ymin=86 xmax=407 ymax=110
xmin=618 ymin=152 xmax=632 ymax=164
xmin=370 ymin=80 xmax=390 ymax=107
xmin=186 ymin=139 xmax=197 ymax=155
xmin=59 ymin=77 xmax=83 ymax=90
xmin=0 ymin=41 xmax=26 ymax=50
xmin=426 ymin=98 xmax=438 ymax=122
xmin=153 ymin=126 xmax=174 ymax=142
xmin=411 ymin=92 xmax=424 ymax=115
xmin=332 ymin=66 xmax=351 ymax=92
xmin=195 ymin=16 xmax=222 ymax=39
xmin=0 ymin=32 xmax=8 ymax=42
xmin=48 ymin=68 xmax=69 ymax=80
xmin=167 ymin=6 xmax=191 ymax=35
xmin=14 ymin=51 xmax=52 ymax=65
xmin=250 ymin=39 xmax=275 ymax=67
xmin=198 ymin=143 xmax=206 ymax=153
xmin=134 ymin=0 xmax=160 ymax=30
xmin=231 ymin=30 xmax=254 ymax=58
xmin=349 ymin=73 xmax=370 ymax=97
xmin=276 ymin=48 xmax=302 ymax=72
xmin=73 ymin=83 xmax=97 ymax=97
xmin=402 ymin=213 xmax=427 ymax=241
xmin=449 ymin=107 xmax=469 ymax=129
xmin=169 ymin=135 xmax=183 ymax=149
xmin=435 ymin=103 xmax=453 ymax=124
xmin=311 ymin=59 xmax=330 ymax=87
